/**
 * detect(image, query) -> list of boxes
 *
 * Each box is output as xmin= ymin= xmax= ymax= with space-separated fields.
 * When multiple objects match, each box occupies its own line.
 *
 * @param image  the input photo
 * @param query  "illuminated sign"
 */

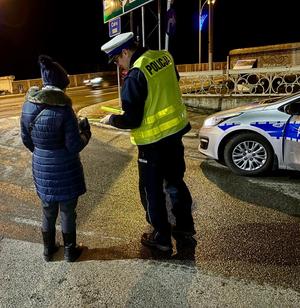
xmin=200 ymin=13 xmax=208 ymax=31
xmin=109 ymin=17 xmax=121 ymax=37
xmin=103 ymin=0 xmax=154 ymax=23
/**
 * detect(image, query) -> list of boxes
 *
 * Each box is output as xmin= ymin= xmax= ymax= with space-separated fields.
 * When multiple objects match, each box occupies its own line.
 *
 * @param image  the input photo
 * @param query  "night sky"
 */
xmin=0 ymin=0 xmax=299 ymax=80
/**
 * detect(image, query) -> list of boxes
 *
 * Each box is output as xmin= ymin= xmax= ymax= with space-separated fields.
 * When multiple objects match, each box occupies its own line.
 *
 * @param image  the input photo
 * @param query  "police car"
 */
xmin=199 ymin=93 xmax=300 ymax=176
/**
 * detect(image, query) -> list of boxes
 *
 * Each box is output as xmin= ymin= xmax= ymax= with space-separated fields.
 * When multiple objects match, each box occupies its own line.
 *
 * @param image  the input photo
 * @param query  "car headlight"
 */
xmin=202 ymin=112 xmax=242 ymax=128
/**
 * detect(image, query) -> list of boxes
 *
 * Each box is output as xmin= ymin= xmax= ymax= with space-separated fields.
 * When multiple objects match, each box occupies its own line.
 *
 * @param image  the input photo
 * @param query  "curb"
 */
xmin=184 ymin=131 xmax=199 ymax=138
xmin=0 ymin=93 xmax=25 ymax=99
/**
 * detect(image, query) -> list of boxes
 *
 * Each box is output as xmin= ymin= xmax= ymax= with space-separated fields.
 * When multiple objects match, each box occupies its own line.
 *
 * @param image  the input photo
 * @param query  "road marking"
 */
xmin=85 ymin=91 xmax=117 ymax=97
xmin=13 ymin=217 xmax=94 ymax=236
xmin=12 ymin=217 xmax=125 ymax=240
xmin=0 ymin=116 xmax=20 ymax=123
xmin=0 ymin=143 xmax=24 ymax=151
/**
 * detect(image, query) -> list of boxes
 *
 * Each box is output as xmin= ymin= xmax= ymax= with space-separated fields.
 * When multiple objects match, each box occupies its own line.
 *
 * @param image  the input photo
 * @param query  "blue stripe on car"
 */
xmin=218 ymin=123 xmax=240 ymax=131
xmin=250 ymin=121 xmax=285 ymax=139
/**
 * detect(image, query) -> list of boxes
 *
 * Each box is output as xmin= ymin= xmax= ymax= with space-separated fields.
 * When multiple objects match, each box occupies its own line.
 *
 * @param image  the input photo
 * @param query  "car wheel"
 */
xmin=224 ymin=133 xmax=274 ymax=176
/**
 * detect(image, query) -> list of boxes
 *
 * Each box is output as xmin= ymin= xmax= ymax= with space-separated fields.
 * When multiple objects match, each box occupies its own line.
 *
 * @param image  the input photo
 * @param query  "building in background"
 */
xmin=229 ymin=43 xmax=300 ymax=69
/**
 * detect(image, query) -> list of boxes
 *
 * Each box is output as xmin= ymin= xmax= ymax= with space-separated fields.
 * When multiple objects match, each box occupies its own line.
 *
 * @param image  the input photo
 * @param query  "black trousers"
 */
xmin=138 ymin=135 xmax=194 ymax=241
xmin=41 ymin=198 xmax=78 ymax=233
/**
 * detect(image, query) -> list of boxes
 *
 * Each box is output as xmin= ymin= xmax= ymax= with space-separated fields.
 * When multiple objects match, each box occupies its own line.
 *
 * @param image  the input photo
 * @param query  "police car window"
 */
xmin=282 ymin=101 xmax=300 ymax=115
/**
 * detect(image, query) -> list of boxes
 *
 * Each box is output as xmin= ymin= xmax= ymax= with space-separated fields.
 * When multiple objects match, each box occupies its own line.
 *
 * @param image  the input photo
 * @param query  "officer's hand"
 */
xmin=100 ymin=114 xmax=112 ymax=125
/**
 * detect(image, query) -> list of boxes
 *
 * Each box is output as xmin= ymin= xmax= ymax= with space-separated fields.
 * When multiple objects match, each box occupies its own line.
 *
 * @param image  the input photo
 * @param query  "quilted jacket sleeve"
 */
xmin=64 ymin=106 xmax=90 ymax=154
xmin=20 ymin=104 xmax=35 ymax=152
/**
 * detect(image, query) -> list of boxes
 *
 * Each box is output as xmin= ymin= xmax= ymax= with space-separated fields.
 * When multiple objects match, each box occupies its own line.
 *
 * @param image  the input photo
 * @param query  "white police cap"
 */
xmin=101 ymin=32 xmax=135 ymax=62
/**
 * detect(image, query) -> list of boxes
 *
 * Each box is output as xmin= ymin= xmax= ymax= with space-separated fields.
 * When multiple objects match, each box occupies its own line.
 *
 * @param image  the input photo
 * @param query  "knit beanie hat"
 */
xmin=39 ymin=55 xmax=70 ymax=90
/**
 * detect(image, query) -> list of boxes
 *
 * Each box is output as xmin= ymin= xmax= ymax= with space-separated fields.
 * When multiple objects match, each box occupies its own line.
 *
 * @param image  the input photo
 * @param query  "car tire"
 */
xmin=224 ymin=132 xmax=274 ymax=176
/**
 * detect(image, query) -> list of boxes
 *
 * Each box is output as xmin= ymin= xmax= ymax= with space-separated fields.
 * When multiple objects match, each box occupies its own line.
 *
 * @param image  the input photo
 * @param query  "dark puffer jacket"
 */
xmin=20 ymin=86 xmax=90 ymax=203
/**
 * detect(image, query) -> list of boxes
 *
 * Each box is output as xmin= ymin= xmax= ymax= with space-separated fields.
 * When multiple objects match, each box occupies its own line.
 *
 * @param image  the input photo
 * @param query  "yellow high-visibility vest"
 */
xmin=130 ymin=50 xmax=188 ymax=145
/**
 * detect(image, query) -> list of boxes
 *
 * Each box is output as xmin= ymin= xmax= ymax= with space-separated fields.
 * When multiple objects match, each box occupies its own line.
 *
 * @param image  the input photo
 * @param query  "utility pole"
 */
xmin=158 ymin=0 xmax=161 ymax=50
xmin=165 ymin=0 xmax=173 ymax=50
xmin=208 ymin=0 xmax=215 ymax=70
xmin=141 ymin=6 xmax=145 ymax=47
xmin=199 ymin=0 xmax=208 ymax=65
xmin=130 ymin=11 xmax=133 ymax=32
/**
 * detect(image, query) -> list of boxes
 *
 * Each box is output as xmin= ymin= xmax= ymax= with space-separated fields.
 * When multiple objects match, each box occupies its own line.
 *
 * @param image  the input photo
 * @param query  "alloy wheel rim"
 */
xmin=232 ymin=140 xmax=267 ymax=171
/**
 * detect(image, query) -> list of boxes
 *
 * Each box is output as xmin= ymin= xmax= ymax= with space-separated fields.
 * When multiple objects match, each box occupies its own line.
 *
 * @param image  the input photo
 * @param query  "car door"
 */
xmin=283 ymin=102 xmax=300 ymax=170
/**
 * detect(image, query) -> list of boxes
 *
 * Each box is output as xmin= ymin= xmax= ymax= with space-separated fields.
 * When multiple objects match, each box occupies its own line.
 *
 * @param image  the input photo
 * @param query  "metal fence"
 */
xmin=179 ymin=65 xmax=300 ymax=96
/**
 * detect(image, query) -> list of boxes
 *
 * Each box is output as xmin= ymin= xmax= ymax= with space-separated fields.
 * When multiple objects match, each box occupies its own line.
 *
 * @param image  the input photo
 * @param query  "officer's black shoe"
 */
xmin=141 ymin=231 xmax=173 ymax=253
xmin=41 ymin=230 xmax=60 ymax=262
xmin=173 ymin=243 xmax=196 ymax=261
xmin=62 ymin=232 xmax=83 ymax=262
xmin=172 ymin=230 xmax=197 ymax=248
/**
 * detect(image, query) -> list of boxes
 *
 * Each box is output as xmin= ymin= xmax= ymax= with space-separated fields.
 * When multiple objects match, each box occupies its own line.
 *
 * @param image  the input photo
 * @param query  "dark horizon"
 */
xmin=0 ymin=0 xmax=299 ymax=80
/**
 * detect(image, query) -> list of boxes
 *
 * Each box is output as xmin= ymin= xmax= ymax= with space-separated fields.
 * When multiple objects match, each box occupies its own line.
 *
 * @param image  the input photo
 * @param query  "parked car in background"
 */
xmin=83 ymin=77 xmax=103 ymax=89
xmin=199 ymin=93 xmax=300 ymax=176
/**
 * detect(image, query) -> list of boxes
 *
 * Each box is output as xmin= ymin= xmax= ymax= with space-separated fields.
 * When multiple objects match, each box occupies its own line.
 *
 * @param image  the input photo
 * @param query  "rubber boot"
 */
xmin=62 ymin=232 xmax=83 ymax=262
xmin=41 ymin=230 xmax=59 ymax=262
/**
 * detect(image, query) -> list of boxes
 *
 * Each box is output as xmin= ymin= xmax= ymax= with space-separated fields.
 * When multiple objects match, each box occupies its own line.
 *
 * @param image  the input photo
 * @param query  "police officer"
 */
xmin=101 ymin=32 xmax=196 ymax=253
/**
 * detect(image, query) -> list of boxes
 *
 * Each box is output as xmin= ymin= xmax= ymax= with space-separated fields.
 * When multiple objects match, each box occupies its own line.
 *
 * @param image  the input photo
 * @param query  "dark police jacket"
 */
xmin=20 ymin=86 xmax=90 ymax=203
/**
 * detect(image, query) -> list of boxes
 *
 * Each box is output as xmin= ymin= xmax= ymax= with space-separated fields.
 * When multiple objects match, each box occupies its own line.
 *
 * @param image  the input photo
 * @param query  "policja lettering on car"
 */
xmin=145 ymin=55 xmax=172 ymax=76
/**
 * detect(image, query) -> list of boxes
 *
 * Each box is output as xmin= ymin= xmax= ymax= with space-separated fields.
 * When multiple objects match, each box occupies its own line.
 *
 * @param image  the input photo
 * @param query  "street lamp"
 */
xmin=208 ymin=0 xmax=216 ymax=70
xmin=198 ymin=0 xmax=208 ymax=65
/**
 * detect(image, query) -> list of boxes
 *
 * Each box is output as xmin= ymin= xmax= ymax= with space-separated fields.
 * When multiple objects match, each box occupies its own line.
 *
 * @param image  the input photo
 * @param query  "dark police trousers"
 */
xmin=138 ymin=134 xmax=194 ymax=243
xmin=41 ymin=198 xmax=78 ymax=233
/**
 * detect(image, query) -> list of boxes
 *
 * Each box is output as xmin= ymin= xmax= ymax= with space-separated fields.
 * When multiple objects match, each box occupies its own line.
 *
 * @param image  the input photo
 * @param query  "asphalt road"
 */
xmin=0 ymin=87 xmax=300 ymax=307
xmin=0 ymin=86 xmax=119 ymax=119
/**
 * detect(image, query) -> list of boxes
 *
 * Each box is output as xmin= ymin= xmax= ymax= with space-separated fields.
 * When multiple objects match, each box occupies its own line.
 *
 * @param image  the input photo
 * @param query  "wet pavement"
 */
xmin=0 ymin=91 xmax=300 ymax=307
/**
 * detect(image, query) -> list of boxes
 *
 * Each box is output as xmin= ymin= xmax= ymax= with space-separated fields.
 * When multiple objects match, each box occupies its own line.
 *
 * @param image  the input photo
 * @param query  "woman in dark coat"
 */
xmin=20 ymin=55 xmax=91 ymax=262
